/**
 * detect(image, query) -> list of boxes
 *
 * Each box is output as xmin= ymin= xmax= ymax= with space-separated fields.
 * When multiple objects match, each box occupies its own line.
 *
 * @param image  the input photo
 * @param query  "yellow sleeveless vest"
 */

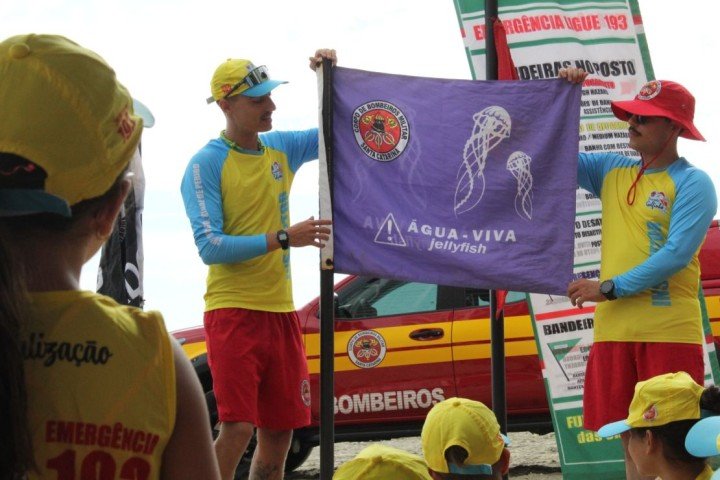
xmin=23 ymin=291 xmax=175 ymax=480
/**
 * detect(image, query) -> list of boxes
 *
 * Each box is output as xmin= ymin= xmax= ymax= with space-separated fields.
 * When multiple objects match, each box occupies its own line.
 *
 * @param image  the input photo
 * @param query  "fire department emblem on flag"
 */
xmin=348 ymin=330 xmax=387 ymax=368
xmin=352 ymin=100 xmax=409 ymax=162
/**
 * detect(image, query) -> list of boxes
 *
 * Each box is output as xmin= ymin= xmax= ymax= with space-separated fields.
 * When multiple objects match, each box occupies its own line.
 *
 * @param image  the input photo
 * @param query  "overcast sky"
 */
xmin=1 ymin=1 xmax=717 ymax=333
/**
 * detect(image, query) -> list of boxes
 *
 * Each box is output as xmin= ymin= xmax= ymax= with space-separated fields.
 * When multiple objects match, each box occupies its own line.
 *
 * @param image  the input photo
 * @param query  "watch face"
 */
xmin=277 ymin=231 xmax=289 ymax=249
xmin=601 ymin=281 xmax=614 ymax=295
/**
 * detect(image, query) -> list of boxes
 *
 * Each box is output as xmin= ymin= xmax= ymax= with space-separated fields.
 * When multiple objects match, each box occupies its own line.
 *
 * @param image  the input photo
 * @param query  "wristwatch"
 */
xmin=276 ymin=230 xmax=289 ymax=250
xmin=600 ymin=279 xmax=617 ymax=301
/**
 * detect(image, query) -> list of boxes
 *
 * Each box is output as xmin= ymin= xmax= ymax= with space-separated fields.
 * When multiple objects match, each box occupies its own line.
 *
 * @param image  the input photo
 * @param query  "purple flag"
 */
xmin=330 ymin=67 xmax=581 ymax=295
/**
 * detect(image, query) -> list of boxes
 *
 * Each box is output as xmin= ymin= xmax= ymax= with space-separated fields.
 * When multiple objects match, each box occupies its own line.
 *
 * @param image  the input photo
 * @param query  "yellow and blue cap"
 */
xmin=421 ymin=397 xmax=510 ymax=476
xmin=0 ymin=34 xmax=142 ymax=217
xmin=598 ymin=372 xmax=705 ymax=438
xmin=207 ymin=58 xmax=287 ymax=104
xmin=332 ymin=444 xmax=431 ymax=480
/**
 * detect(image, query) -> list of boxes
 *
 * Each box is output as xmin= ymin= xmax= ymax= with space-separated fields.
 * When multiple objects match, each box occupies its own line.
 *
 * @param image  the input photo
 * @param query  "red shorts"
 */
xmin=204 ymin=308 xmax=311 ymax=430
xmin=582 ymin=341 xmax=704 ymax=431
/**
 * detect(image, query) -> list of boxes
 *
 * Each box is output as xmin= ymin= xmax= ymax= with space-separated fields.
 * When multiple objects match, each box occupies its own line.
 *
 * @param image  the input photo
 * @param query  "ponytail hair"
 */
xmin=0 ymin=151 xmax=130 ymax=478
xmin=0 ymin=231 xmax=34 ymax=478
xmin=700 ymin=385 xmax=720 ymax=415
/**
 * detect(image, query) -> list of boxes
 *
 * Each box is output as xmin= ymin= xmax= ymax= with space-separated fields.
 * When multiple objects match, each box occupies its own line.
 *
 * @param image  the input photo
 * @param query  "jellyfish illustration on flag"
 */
xmin=454 ymin=106 xmax=511 ymax=216
xmin=507 ymin=151 xmax=534 ymax=220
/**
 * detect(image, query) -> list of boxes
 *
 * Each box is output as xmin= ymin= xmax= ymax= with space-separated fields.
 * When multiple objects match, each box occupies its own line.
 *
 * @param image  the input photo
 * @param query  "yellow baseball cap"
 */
xmin=206 ymin=58 xmax=287 ymax=104
xmin=0 ymin=34 xmax=142 ymax=217
xmin=598 ymin=372 xmax=705 ymax=437
xmin=332 ymin=444 xmax=432 ymax=480
xmin=421 ymin=397 xmax=510 ymax=475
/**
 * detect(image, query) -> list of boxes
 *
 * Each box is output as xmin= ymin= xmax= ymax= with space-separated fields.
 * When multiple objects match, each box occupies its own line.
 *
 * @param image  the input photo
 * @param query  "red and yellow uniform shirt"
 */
xmin=23 ymin=290 xmax=175 ymax=480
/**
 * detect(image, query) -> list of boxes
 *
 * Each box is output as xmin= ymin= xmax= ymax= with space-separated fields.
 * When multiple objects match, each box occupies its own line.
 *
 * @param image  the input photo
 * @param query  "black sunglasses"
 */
xmin=630 ymin=114 xmax=654 ymax=125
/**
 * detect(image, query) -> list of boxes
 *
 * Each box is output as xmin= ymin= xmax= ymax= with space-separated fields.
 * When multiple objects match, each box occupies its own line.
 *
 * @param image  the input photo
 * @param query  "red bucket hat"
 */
xmin=611 ymin=80 xmax=704 ymax=141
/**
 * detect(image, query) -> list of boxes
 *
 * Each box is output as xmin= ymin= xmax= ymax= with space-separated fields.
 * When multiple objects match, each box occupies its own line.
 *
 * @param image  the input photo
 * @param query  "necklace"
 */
xmin=220 ymin=130 xmax=262 ymax=152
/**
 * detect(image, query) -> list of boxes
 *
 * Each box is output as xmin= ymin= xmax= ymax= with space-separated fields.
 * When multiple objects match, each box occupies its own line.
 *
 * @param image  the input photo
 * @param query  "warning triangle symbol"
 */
xmin=374 ymin=213 xmax=406 ymax=247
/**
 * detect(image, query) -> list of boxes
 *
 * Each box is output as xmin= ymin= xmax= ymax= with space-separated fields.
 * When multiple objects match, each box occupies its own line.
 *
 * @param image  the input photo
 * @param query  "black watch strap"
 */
xmin=600 ymin=280 xmax=617 ymax=301
xmin=276 ymin=230 xmax=289 ymax=250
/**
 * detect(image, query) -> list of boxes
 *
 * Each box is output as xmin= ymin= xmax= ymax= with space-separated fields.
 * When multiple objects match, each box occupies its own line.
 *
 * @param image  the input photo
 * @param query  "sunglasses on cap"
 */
xmin=207 ymin=65 xmax=270 ymax=104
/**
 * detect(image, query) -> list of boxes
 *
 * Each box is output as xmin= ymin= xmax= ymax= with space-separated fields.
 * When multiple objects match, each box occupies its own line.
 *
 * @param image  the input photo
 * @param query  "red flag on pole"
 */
xmin=494 ymin=18 xmax=518 ymax=81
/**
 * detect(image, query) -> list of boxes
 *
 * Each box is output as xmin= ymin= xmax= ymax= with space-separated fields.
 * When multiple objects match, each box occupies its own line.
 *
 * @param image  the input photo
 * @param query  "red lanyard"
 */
xmin=626 ymin=134 xmax=674 ymax=205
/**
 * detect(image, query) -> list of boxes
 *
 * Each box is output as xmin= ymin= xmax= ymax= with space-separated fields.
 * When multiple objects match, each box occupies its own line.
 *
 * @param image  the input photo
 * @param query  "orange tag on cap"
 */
xmin=115 ymin=106 xmax=136 ymax=141
xmin=643 ymin=405 xmax=658 ymax=421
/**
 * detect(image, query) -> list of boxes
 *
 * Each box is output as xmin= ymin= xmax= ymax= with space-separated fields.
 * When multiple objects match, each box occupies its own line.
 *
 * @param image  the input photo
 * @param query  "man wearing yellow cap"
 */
xmin=421 ymin=397 xmax=511 ymax=479
xmin=181 ymin=49 xmax=336 ymax=479
xmin=560 ymin=68 xmax=717 ymax=480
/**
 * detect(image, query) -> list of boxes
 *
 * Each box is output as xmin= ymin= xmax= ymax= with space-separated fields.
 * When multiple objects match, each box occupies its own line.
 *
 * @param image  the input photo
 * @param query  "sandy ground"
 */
xmin=285 ymin=431 xmax=562 ymax=479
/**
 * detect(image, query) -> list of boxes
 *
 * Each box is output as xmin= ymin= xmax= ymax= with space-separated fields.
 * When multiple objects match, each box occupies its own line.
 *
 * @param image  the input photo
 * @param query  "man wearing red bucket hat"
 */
xmin=561 ymin=68 xmax=717 ymax=480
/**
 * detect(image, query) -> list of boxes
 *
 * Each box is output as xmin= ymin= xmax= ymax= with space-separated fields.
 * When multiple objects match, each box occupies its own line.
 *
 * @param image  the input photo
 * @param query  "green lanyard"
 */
xmin=219 ymin=130 xmax=263 ymax=153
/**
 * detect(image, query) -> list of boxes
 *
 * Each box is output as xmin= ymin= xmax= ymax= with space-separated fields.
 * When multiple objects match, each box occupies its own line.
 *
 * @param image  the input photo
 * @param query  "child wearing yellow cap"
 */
xmin=421 ymin=397 xmax=511 ymax=479
xmin=0 ymin=34 xmax=219 ymax=479
xmin=598 ymin=372 xmax=720 ymax=479
xmin=333 ymin=444 xmax=432 ymax=480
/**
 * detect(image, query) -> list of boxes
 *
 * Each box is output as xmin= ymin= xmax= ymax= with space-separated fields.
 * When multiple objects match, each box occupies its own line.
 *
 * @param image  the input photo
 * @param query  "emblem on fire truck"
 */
xmin=347 ymin=330 xmax=387 ymax=369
